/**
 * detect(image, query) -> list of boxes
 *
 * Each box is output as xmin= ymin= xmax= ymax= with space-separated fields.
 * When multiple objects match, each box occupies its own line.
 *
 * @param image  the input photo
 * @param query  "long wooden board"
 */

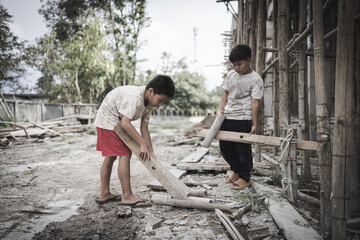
xmin=114 ymin=123 xmax=190 ymax=200
xmin=252 ymin=182 xmax=322 ymax=240
xmin=194 ymin=128 xmax=320 ymax=151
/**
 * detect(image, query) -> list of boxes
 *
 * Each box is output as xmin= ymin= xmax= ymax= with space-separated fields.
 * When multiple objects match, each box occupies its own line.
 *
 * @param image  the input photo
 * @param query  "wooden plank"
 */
xmin=194 ymin=128 xmax=320 ymax=151
xmin=215 ymin=209 xmax=245 ymax=240
xmin=168 ymin=137 xmax=202 ymax=146
xmin=252 ymin=182 xmax=322 ymax=240
xmin=180 ymin=147 xmax=209 ymax=163
xmin=114 ymin=123 xmax=190 ymax=200
xmin=176 ymin=162 xmax=230 ymax=171
xmin=201 ymin=113 xmax=225 ymax=147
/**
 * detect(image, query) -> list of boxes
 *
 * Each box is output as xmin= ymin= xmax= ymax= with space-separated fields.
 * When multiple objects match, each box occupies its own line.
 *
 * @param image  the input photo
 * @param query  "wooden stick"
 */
xmin=151 ymin=194 xmax=232 ymax=212
xmin=215 ymin=209 xmax=245 ymax=240
xmin=201 ymin=113 xmax=225 ymax=148
xmin=194 ymin=128 xmax=320 ymax=151
xmin=114 ymin=123 xmax=190 ymax=200
xmin=29 ymin=121 xmax=62 ymax=137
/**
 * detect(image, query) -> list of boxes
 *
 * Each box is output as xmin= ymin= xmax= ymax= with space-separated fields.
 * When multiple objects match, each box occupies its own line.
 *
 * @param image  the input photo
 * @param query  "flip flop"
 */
xmin=225 ymin=175 xmax=239 ymax=184
xmin=95 ymin=194 xmax=122 ymax=205
xmin=118 ymin=200 xmax=152 ymax=208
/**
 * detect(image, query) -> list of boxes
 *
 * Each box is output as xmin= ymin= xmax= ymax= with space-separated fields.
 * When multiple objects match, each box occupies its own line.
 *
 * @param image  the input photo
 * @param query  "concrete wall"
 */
xmin=0 ymin=100 xmax=97 ymax=122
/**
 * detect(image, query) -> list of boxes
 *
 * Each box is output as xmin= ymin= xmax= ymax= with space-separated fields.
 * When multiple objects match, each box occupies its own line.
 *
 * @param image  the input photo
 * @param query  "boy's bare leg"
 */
xmin=100 ymin=156 xmax=120 ymax=201
xmin=118 ymin=154 xmax=150 ymax=206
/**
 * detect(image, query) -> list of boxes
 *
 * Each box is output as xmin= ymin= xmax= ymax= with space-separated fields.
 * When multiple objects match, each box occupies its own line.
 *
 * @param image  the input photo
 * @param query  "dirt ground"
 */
xmin=0 ymin=118 xmax=321 ymax=240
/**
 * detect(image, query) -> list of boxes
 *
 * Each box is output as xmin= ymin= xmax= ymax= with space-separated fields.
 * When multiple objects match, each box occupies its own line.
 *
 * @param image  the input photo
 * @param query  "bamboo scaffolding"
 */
xmin=236 ymin=0 xmax=243 ymax=45
xmin=332 ymin=0 xmax=355 ymax=238
xmin=298 ymin=0 xmax=311 ymax=181
xmin=278 ymin=0 xmax=290 ymax=181
xmin=272 ymin=0 xmax=279 ymax=158
xmin=254 ymin=0 xmax=266 ymax=162
xmin=312 ymin=0 xmax=333 ymax=234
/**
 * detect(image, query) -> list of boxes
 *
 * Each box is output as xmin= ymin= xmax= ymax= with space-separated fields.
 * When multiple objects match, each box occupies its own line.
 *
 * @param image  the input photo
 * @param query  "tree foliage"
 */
xmin=0 ymin=3 xmax=26 ymax=92
xmin=34 ymin=13 xmax=112 ymax=103
xmin=37 ymin=0 xmax=148 ymax=94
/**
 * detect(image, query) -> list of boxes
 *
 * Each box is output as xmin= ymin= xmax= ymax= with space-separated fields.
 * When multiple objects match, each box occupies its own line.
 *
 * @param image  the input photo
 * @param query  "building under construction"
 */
xmin=218 ymin=0 xmax=359 ymax=239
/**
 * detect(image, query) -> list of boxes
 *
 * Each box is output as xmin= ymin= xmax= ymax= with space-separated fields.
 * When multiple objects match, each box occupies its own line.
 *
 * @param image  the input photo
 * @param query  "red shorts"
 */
xmin=96 ymin=127 xmax=131 ymax=157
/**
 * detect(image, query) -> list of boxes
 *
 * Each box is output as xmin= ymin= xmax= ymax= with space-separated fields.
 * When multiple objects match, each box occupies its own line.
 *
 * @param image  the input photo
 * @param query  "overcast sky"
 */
xmin=2 ymin=0 xmax=234 ymax=91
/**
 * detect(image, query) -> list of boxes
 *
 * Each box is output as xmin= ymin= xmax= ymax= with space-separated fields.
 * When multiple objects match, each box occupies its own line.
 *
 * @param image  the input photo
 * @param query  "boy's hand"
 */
xmin=249 ymin=125 xmax=257 ymax=135
xmin=217 ymin=109 xmax=224 ymax=114
xmin=140 ymin=144 xmax=151 ymax=161
xmin=150 ymin=152 xmax=156 ymax=160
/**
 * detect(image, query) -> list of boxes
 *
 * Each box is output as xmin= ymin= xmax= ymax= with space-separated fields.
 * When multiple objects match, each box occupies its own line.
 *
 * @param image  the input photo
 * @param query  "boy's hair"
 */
xmin=146 ymin=75 xmax=175 ymax=98
xmin=229 ymin=45 xmax=252 ymax=63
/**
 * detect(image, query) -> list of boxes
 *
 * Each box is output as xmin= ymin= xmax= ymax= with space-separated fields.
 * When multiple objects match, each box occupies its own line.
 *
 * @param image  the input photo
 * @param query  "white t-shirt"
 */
xmin=94 ymin=86 xmax=152 ymax=130
xmin=223 ymin=69 xmax=264 ymax=120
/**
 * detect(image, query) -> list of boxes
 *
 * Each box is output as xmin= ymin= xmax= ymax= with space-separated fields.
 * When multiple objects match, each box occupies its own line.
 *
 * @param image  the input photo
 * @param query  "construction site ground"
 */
xmin=0 ymin=118 xmax=322 ymax=240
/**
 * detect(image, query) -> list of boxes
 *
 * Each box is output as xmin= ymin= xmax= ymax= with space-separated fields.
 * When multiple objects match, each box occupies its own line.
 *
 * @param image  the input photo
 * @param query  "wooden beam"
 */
xmin=180 ymin=147 xmax=209 ymax=163
xmin=114 ymin=123 xmax=190 ymax=200
xmin=194 ymin=128 xmax=320 ymax=151
xmin=253 ymin=182 xmax=322 ymax=240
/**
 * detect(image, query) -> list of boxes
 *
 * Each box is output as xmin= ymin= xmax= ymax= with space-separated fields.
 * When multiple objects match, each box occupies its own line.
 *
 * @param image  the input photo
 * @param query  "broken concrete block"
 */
xmin=117 ymin=206 xmax=132 ymax=218
xmin=241 ymin=214 xmax=250 ymax=226
xmin=142 ymin=215 xmax=163 ymax=228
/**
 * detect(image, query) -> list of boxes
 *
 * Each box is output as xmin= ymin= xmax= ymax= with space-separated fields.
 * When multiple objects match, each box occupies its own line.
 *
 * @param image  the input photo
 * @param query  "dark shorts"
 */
xmin=219 ymin=119 xmax=253 ymax=182
xmin=96 ymin=127 xmax=131 ymax=157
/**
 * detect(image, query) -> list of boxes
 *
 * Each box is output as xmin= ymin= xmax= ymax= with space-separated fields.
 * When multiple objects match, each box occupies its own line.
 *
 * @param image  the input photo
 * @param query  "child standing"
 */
xmin=94 ymin=75 xmax=175 ymax=206
xmin=218 ymin=45 xmax=264 ymax=190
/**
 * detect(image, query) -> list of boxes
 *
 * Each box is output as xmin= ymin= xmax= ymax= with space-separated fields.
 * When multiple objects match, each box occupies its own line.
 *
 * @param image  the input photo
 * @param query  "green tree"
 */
xmin=0 ymin=3 xmax=25 ymax=92
xmin=34 ymin=13 xmax=112 ymax=103
xmin=38 ymin=0 xmax=148 ymax=89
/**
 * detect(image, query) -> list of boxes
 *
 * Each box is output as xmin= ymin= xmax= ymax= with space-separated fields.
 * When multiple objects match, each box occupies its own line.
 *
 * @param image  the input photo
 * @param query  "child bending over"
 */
xmin=94 ymin=75 xmax=175 ymax=206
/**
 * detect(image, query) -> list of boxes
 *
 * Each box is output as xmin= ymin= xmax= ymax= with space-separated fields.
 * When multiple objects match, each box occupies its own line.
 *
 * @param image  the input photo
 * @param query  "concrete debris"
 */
xmin=117 ymin=206 xmax=132 ymax=218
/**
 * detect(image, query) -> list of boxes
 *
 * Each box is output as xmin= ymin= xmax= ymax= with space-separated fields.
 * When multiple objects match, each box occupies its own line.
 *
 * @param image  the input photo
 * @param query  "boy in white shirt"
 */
xmin=94 ymin=75 xmax=175 ymax=206
xmin=218 ymin=45 xmax=264 ymax=190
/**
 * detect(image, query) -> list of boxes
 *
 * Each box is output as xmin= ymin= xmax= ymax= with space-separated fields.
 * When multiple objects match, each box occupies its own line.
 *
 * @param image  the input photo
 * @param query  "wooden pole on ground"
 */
xmin=201 ymin=113 xmax=225 ymax=148
xmin=114 ymin=123 xmax=190 ymax=200
xmin=332 ymin=0 xmax=355 ymax=238
xmin=254 ymin=0 xmax=266 ymax=163
xmin=298 ymin=0 xmax=311 ymax=182
xmin=312 ymin=0 xmax=332 ymax=234
xmin=151 ymin=194 xmax=232 ymax=212
xmin=278 ymin=0 xmax=290 ymax=182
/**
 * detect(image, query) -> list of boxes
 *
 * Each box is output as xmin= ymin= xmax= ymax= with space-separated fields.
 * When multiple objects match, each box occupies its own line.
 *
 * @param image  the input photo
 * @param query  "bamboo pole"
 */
xmin=312 ymin=0 xmax=332 ymax=234
xmin=353 ymin=0 xmax=360 ymax=216
xmin=272 ymin=0 xmax=279 ymax=158
xmin=243 ymin=0 xmax=249 ymax=44
xmin=249 ymin=0 xmax=256 ymax=67
xmin=278 ymin=0 xmax=290 ymax=180
xmin=237 ymin=0 xmax=244 ymax=45
xmin=254 ymin=0 xmax=266 ymax=163
xmin=298 ymin=0 xmax=311 ymax=182
xmin=332 ymin=0 xmax=355 ymax=238
xmin=201 ymin=113 xmax=225 ymax=148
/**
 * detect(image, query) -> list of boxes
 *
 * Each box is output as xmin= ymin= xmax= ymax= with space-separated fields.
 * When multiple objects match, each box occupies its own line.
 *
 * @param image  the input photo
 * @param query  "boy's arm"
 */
xmin=217 ymin=90 xmax=229 ymax=114
xmin=140 ymin=118 xmax=154 ymax=154
xmin=120 ymin=116 xmax=151 ymax=161
xmin=250 ymin=98 xmax=260 ymax=134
